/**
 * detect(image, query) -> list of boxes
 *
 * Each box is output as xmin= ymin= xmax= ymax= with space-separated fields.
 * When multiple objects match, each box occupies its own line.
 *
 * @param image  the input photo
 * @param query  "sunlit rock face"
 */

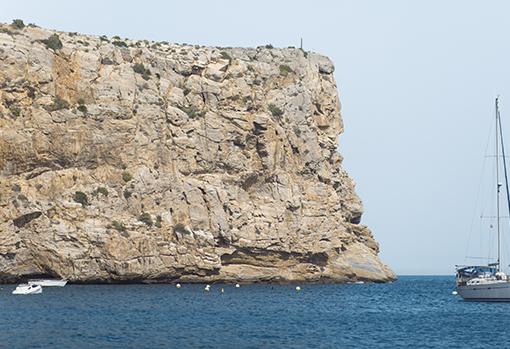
xmin=0 ymin=23 xmax=395 ymax=283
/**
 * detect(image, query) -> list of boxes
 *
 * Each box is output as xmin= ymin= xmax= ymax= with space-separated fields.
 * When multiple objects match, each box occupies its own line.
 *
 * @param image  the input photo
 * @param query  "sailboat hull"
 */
xmin=457 ymin=282 xmax=510 ymax=301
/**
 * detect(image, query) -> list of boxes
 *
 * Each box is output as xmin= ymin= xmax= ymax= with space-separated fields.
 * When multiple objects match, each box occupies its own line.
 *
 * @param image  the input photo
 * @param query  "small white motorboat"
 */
xmin=12 ymin=284 xmax=42 ymax=295
xmin=28 ymin=279 xmax=67 ymax=287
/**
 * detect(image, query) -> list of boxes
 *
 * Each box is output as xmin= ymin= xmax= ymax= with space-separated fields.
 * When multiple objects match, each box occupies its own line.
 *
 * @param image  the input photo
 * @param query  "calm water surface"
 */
xmin=1 ymin=276 xmax=509 ymax=348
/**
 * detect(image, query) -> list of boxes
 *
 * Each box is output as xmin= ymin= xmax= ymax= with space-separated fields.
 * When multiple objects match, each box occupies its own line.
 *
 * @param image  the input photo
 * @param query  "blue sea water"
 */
xmin=1 ymin=276 xmax=509 ymax=348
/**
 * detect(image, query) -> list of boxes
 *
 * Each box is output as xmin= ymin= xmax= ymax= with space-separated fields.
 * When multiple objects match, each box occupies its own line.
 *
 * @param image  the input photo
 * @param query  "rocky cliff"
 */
xmin=0 ymin=22 xmax=394 ymax=283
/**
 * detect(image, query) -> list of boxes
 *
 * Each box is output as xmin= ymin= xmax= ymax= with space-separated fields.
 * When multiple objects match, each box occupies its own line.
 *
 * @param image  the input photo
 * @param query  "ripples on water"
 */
xmin=1 ymin=276 xmax=510 ymax=348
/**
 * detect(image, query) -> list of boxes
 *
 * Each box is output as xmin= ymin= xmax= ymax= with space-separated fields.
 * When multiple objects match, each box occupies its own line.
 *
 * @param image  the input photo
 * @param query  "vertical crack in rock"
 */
xmin=0 ymin=23 xmax=395 ymax=283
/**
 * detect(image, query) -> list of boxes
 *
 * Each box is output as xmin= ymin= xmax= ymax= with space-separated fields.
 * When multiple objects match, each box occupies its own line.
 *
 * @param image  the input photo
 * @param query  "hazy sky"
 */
xmin=3 ymin=0 xmax=510 ymax=275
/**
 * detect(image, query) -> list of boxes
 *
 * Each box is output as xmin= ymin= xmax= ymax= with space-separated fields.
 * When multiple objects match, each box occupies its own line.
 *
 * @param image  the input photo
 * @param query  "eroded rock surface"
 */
xmin=0 ymin=23 xmax=395 ymax=283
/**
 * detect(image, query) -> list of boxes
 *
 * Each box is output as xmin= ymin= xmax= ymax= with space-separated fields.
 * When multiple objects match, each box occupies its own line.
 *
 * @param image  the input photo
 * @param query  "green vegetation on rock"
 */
xmin=94 ymin=187 xmax=108 ymax=196
xmin=77 ymin=98 xmax=87 ymax=113
xmin=42 ymin=34 xmax=63 ymax=51
xmin=122 ymin=171 xmax=132 ymax=182
xmin=268 ymin=103 xmax=284 ymax=118
xmin=139 ymin=212 xmax=153 ymax=227
xmin=220 ymin=51 xmax=231 ymax=60
xmin=112 ymin=40 xmax=128 ymax=48
xmin=73 ymin=191 xmax=89 ymax=206
xmin=181 ymin=105 xmax=205 ymax=119
xmin=132 ymin=63 xmax=151 ymax=80
xmin=279 ymin=64 xmax=293 ymax=76
xmin=11 ymin=19 xmax=25 ymax=30
xmin=9 ymin=105 xmax=21 ymax=117
xmin=46 ymin=96 xmax=70 ymax=112
xmin=173 ymin=223 xmax=187 ymax=234
xmin=111 ymin=221 xmax=126 ymax=232
xmin=155 ymin=215 xmax=162 ymax=228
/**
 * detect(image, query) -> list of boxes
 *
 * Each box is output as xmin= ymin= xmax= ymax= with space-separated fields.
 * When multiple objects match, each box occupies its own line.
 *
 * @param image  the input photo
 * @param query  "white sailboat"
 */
xmin=456 ymin=97 xmax=510 ymax=301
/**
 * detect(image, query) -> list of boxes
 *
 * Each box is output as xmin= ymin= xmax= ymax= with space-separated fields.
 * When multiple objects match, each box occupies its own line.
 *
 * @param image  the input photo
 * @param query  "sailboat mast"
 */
xmin=496 ymin=97 xmax=501 ymax=271
xmin=497 ymin=97 xmax=510 ymax=273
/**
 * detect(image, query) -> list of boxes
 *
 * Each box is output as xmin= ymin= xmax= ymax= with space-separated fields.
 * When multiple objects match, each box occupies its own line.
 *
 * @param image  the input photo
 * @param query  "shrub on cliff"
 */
xmin=101 ymin=57 xmax=114 ymax=65
xmin=27 ymin=87 xmax=36 ymax=99
xmin=46 ymin=96 xmax=70 ymax=112
xmin=42 ymin=34 xmax=63 ymax=51
xmin=77 ymin=98 xmax=87 ymax=113
xmin=73 ymin=191 xmax=89 ymax=206
xmin=112 ymin=40 xmax=128 ymax=48
xmin=279 ymin=64 xmax=293 ymax=76
xmin=155 ymin=215 xmax=162 ymax=228
xmin=132 ymin=63 xmax=146 ymax=74
xmin=268 ymin=103 xmax=284 ymax=118
xmin=139 ymin=212 xmax=153 ymax=227
xmin=220 ymin=51 xmax=231 ymax=60
xmin=93 ymin=187 xmax=108 ymax=196
xmin=11 ymin=19 xmax=25 ymax=30
xmin=9 ymin=105 xmax=21 ymax=118
xmin=173 ymin=223 xmax=188 ymax=234
xmin=122 ymin=171 xmax=132 ymax=182
xmin=111 ymin=221 xmax=126 ymax=233
xmin=181 ymin=105 xmax=205 ymax=119
xmin=132 ymin=63 xmax=151 ymax=80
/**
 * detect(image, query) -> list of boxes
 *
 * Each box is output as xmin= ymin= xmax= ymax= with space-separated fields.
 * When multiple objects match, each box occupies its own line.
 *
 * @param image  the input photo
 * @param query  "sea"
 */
xmin=1 ymin=276 xmax=509 ymax=348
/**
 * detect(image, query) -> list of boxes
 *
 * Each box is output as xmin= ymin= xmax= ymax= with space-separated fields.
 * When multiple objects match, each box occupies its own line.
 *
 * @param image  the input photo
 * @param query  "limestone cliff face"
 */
xmin=0 ymin=23 xmax=394 ymax=283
